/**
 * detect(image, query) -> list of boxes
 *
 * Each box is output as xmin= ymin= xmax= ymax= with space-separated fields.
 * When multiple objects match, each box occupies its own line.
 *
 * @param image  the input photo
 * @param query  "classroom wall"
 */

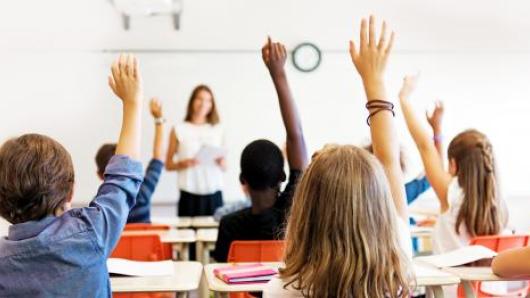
xmin=0 ymin=0 xmax=529 ymax=230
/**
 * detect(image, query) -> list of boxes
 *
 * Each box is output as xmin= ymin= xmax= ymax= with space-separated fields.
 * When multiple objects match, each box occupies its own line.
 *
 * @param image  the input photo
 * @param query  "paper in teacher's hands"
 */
xmin=195 ymin=145 xmax=227 ymax=166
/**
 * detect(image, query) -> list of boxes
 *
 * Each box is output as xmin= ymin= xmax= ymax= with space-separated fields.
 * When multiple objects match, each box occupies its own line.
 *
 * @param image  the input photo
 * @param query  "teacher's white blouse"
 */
xmin=174 ymin=122 xmax=224 ymax=195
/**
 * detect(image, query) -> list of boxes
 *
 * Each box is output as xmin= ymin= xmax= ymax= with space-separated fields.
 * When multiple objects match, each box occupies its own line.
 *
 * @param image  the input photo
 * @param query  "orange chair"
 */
xmin=457 ymin=234 xmax=530 ymax=298
xmin=124 ymin=223 xmax=171 ymax=231
xmin=226 ymin=240 xmax=285 ymax=298
xmin=227 ymin=240 xmax=285 ymax=262
xmin=122 ymin=224 xmax=173 ymax=259
xmin=111 ymin=234 xmax=172 ymax=298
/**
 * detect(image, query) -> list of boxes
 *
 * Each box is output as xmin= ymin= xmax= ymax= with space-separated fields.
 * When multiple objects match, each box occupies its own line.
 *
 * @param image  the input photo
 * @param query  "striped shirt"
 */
xmin=127 ymin=159 xmax=164 ymax=223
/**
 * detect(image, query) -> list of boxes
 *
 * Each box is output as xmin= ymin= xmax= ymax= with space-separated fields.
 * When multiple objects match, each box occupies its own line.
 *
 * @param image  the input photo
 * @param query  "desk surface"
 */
xmin=443 ymin=266 xmax=530 ymax=282
xmin=196 ymin=228 xmax=218 ymax=242
xmin=111 ymin=261 xmax=202 ymax=293
xmin=205 ymin=262 xmax=461 ymax=293
xmin=191 ymin=216 xmax=219 ymax=228
xmin=122 ymin=229 xmax=197 ymax=243
xmin=151 ymin=216 xmax=192 ymax=228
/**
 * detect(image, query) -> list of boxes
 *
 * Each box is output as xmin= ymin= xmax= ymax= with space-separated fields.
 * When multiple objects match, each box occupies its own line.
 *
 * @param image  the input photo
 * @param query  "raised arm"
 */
xmin=90 ymin=53 xmax=144 ymax=255
xmin=109 ymin=54 xmax=142 ymax=159
xmin=262 ymin=37 xmax=308 ymax=171
xmin=492 ymin=247 xmax=530 ymax=278
xmin=149 ymin=98 xmax=165 ymax=162
xmin=399 ymin=76 xmax=452 ymax=212
xmin=349 ymin=16 xmax=407 ymax=222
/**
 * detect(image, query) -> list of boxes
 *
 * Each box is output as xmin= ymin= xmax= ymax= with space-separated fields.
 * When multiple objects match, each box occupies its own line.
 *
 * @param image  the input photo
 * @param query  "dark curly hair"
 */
xmin=0 ymin=134 xmax=75 ymax=224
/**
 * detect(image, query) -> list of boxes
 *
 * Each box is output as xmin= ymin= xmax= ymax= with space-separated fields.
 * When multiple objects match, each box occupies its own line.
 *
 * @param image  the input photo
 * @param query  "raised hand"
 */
xmin=349 ymin=15 xmax=394 ymax=99
xmin=262 ymin=37 xmax=288 ymax=77
xmin=398 ymin=74 xmax=420 ymax=100
xmin=109 ymin=53 xmax=143 ymax=104
xmin=150 ymin=97 xmax=163 ymax=119
xmin=109 ymin=53 xmax=143 ymax=160
xmin=426 ymin=100 xmax=444 ymax=132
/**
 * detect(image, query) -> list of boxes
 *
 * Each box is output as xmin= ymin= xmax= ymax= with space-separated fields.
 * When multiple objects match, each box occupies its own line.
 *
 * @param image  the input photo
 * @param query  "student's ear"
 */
xmin=449 ymin=158 xmax=458 ymax=176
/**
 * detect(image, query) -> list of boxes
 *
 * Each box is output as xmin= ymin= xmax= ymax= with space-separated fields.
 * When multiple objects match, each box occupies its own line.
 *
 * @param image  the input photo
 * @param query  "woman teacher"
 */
xmin=166 ymin=84 xmax=225 ymax=216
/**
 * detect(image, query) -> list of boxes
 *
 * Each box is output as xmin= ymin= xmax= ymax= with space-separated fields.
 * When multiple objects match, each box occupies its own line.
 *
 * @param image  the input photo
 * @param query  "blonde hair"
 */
xmin=447 ymin=129 xmax=506 ymax=237
xmin=280 ymin=145 xmax=412 ymax=298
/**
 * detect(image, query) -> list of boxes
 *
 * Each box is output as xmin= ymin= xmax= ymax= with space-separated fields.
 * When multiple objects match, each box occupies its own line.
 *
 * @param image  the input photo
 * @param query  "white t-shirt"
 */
xmin=432 ymin=178 xmax=470 ymax=254
xmin=263 ymin=218 xmax=412 ymax=297
xmin=174 ymin=122 xmax=224 ymax=195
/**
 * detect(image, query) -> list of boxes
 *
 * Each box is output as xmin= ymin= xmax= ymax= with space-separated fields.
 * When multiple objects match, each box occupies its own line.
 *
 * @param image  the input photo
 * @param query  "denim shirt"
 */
xmin=127 ymin=159 xmax=163 ymax=224
xmin=0 ymin=155 xmax=143 ymax=298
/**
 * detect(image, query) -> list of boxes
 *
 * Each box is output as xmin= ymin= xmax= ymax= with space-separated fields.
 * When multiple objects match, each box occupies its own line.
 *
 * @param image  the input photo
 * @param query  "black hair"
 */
xmin=240 ymin=139 xmax=286 ymax=190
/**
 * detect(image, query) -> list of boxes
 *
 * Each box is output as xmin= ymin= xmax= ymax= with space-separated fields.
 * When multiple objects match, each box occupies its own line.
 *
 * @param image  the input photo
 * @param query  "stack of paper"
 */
xmin=107 ymin=258 xmax=175 ymax=277
xmin=214 ymin=264 xmax=278 ymax=284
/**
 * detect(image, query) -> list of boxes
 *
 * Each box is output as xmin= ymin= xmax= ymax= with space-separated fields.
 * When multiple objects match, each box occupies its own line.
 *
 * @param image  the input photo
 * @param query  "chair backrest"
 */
xmin=124 ymin=223 xmax=171 ymax=231
xmin=457 ymin=234 xmax=530 ymax=298
xmin=227 ymin=240 xmax=285 ymax=262
xmin=470 ymin=234 xmax=530 ymax=252
xmin=111 ymin=234 xmax=170 ymax=261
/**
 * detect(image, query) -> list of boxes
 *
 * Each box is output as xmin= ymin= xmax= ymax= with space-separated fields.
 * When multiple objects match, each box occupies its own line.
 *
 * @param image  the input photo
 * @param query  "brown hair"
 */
xmin=184 ymin=84 xmax=220 ymax=125
xmin=95 ymin=143 xmax=117 ymax=176
xmin=281 ymin=145 xmax=412 ymax=298
xmin=0 ymin=134 xmax=75 ymax=224
xmin=448 ymin=129 xmax=504 ymax=237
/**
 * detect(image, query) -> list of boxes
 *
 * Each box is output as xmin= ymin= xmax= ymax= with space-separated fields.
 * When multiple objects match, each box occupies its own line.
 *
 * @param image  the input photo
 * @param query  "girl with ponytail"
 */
xmin=398 ymin=75 xmax=508 ymax=254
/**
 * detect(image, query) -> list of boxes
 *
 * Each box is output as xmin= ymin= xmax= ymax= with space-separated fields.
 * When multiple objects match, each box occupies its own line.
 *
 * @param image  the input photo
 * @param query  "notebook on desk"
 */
xmin=214 ymin=264 xmax=278 ymax=284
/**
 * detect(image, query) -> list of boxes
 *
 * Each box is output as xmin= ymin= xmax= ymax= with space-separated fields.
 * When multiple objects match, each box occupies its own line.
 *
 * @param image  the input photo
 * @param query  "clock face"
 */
xmin=292 ymin=43 xmax=322 ymax=73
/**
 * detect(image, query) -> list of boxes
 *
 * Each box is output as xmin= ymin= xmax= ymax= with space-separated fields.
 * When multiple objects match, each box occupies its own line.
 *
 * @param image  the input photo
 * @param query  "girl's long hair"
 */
xmin=280 ymin=145 xmax=412 ymax=298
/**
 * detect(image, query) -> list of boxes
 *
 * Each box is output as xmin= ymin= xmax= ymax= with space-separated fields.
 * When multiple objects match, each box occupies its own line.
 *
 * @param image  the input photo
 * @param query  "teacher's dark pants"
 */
xmin=178 ymin=190 xmax=224 ymax=217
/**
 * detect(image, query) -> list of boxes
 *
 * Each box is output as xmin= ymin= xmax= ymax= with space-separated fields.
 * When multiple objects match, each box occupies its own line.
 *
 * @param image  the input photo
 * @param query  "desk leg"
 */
xmin=181 ymin=243 xmax=189 ymax=261
xmin=176 ymin=292 xmax=187 ymax=298
xmin=172 ymin=244 xmax=181 ymax=260
xmin=214 ymin=293 xmax=229 ymax=298
xmin=429 ymin=285 xmax=444 ymax=298
xmin=196 ymin=241 xmax=204 ymax=264
xmin=463 ymin=281 xmax=477 ymax=298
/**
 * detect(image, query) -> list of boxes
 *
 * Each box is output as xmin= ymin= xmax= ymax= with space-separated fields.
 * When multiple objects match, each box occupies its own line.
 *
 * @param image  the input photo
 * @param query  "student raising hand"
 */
xmin=261 ymin=37 xmax=308 ymax=171
xmin=349 ymin=16 xmax=407 ymax=222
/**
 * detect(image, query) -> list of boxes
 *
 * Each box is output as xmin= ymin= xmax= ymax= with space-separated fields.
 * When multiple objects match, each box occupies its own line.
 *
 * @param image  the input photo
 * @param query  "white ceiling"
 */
xmin=0 ymin=0 xmax=529 ymax=51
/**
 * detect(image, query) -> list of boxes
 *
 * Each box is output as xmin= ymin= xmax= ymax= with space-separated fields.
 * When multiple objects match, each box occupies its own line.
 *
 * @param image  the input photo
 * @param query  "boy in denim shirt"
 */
xmin=0 ymin=54 xmax=144 ymax=297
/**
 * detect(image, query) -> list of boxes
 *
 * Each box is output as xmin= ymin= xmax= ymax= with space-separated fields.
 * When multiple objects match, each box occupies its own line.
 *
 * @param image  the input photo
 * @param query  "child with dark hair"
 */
xmin=0 ymin=54 xmax=144 ymax=296
xmin=212 ymin=37 xmax=308 ymax=262
xmin=95 ymin=98 xmax=165 ymax=223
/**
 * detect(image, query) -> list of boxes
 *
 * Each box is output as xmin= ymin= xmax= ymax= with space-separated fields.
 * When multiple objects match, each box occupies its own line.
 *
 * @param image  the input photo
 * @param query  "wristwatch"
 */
xmin=155 ymin=117 xmax=166 ymax=125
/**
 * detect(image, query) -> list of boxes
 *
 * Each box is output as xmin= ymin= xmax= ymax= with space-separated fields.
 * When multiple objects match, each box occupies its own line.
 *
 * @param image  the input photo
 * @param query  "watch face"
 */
xmin=292 ymin=43 xmax=322 ymax=73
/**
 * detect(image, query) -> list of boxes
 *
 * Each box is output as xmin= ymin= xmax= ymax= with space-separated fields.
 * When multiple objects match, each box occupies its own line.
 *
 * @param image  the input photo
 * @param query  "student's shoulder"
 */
xmin=219 ymin=207 xmax=252 ymax=227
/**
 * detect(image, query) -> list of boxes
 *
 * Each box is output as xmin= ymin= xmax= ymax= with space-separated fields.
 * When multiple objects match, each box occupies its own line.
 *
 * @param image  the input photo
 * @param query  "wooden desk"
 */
xmin=413 ymin=262 xmax=461 ymax=298
xmin=204 ymin=262 xmax=460 ymax=298
xmin=443 ymin=266 xmax=530 ymax=298
xmin=191 ymin=216 xmax=219 ymax=228
xmin=151 ymin=216 xmax=192 ymax=228
xmin=122 ymin=229 xmax=196 ymax=261
xmin=110 ymin=261 xmax=202 ymax=298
